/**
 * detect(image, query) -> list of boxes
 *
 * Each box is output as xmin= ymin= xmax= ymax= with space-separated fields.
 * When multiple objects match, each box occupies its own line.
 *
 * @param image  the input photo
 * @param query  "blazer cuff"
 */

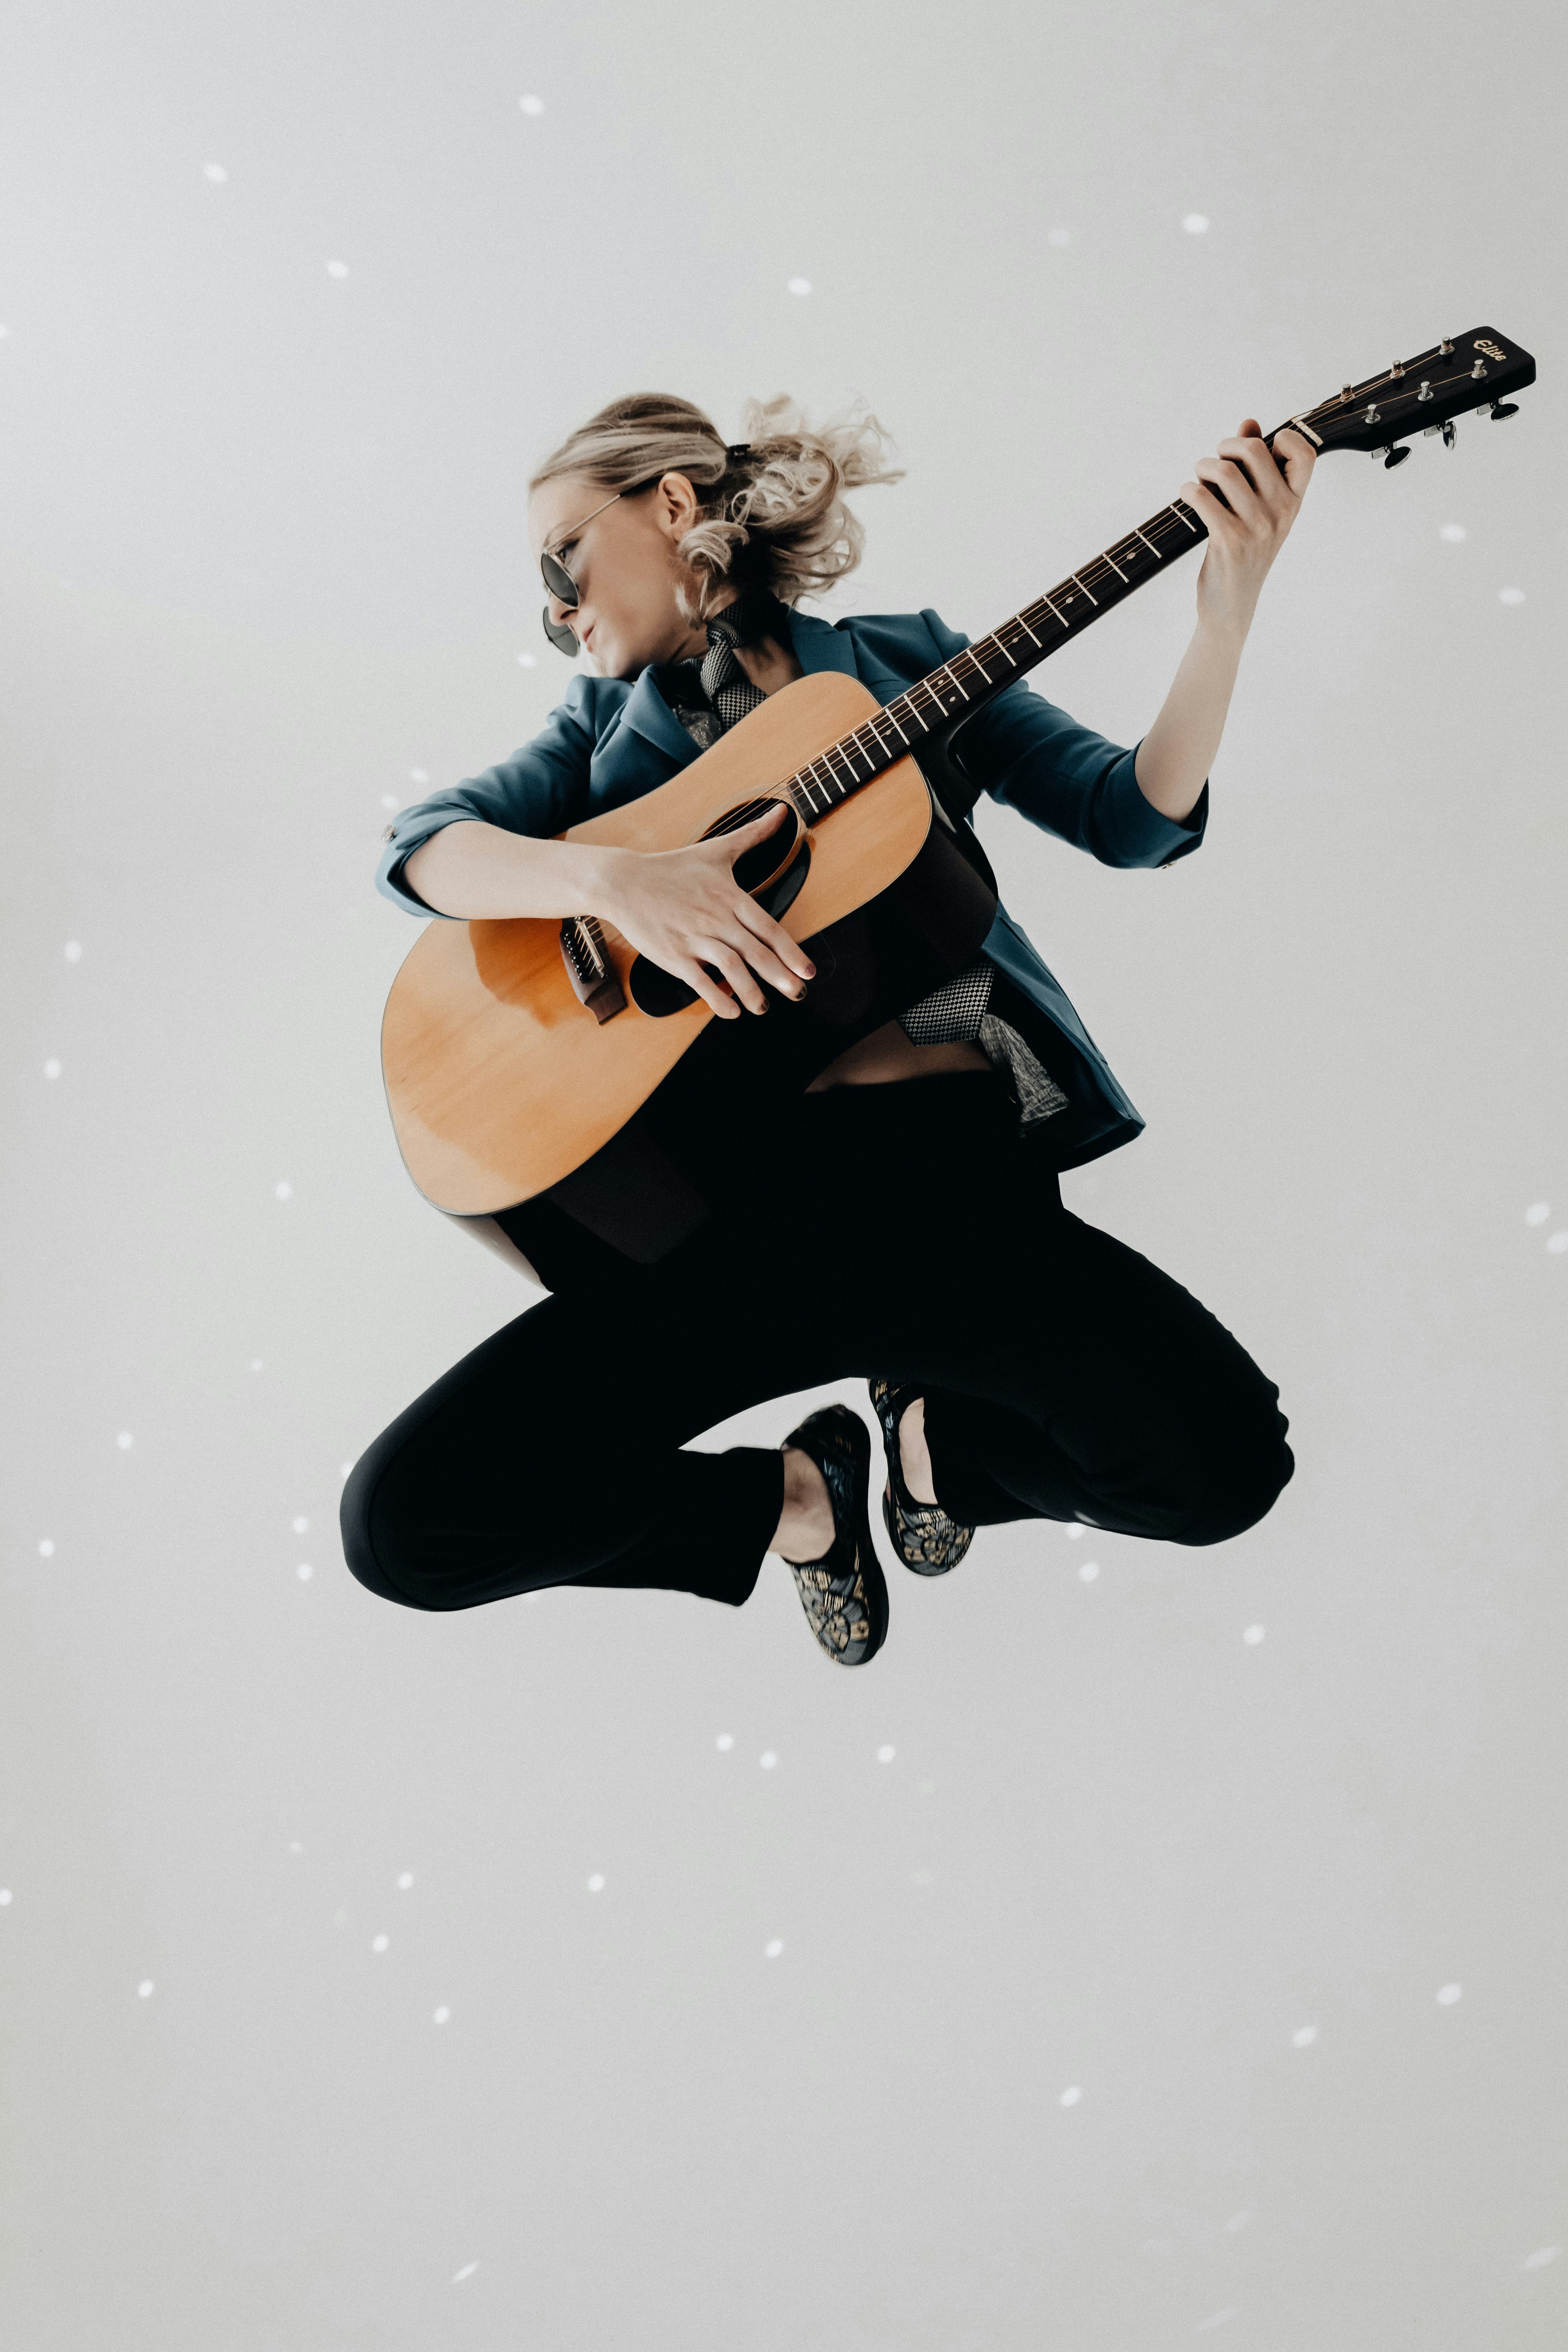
xmin=375 ymin=825 xmax=463 ymax=919
xmin=1113 ymin=746 xmax=1209 ymax=868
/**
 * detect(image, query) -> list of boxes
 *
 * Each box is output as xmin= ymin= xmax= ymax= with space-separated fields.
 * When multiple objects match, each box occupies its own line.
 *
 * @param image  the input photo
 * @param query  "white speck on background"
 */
xmin=339 ymin=1461 xmax=352 ymax=1480
xmin=452 ymin=2259 xmax=479 ymax=2281
xmin=1182 ymin=212 xmax=1210 ymax=234
xmin=1047 ymin=227 xmax=1072 ymax=247
xmin=519 ymin=92 xmax=544 ymax=114
xmin=1546 ymin=1232 xmax=1568 ymax=1254
xmin=1059 ymin=2085 xmax=1082 ymax=2107
xmin=203 ymin=162 xmax=227 ymax=182
xmin=1437 ymin=1981 xmax=1463 ymax=2005
xmin=759 ymin=1750 xmax=777 ymax=1769
xmin=0 ymin=1890 xmax=12 ymax=1905
xmin=371 ymin=1934 xmax=388 ymax=1953
xmin=274 ymin=1181 xmax=292 ymax=1201
xmin=250 ymin=1358 xmax=264 ymax=1373
xmin=877 ymin=1745 xmax=896 ymax=1763
xmin=1078 ymin=1560 xmax=1100 ymax=1583
xmin=1194 ymin=2310 xmax=1237 ymax=2335
xmin=137 ymin=1980 xmax=154 ymax=1998
xmin=1523 ymin=2247 xmax=1560 ymax=2269
xmin=1243 ymin=1624 xmax=1266 ymax=1645
xmin=296 ymin=1563 xmax=313 ymax=1582
xmin=117 ymin=1432 xmax=134 ymax=1451
xmin=516 ymin=652 xmax=536 ymax=667
xmin=409 ymin=768 xmax=428 ymax=783
xmin=380 ymin=793 xmax=399 ymax=808
xmin=1292 ymin=2025 xmax=1318 ymax=2047
xmin=1440 ymin=523 xmax=1467 ymax=543
xmin=325 ymin=259 xmax=348 ymax=279
xmin=288 ymin=1842 xmax=302 ymax=1854
xmin=765 ymin=1938 xmax=783 ymax=1958
xmin=786 ymin=275 xmax=812 ymax=296
xmin=586 ymin=1874 xmax=605 ymax=1893
xmin=1499 ymin=586 xmax=1525 ymax=604
xmin=910 ymin=1868 xmax=934 ymax=1886
xmin=433 ymin=2005 xmax=450 ymax=2024
xmin=1525 ymin=1201 xmax=1550 ymax=1224
xmin=1224 ymin=2210 xmax=1252 ymax=2232
xmin=37 ymin=1539 xmax=54 ymax=1558
xmin=397 ymin=1872 xmax=414 ymax=1890
xmin=64 ymin=940 xmax=82 ymax=962
xmin=715 ymin=1733 xmax=733 ymax=1751
xmin=44 ymin=1058 xmax=61 ymax=1079
xmin=1064 ymin=1525 xmax=1084 ymax=1539
xmin=292 ymin=1516 xmax=308 ymax=1533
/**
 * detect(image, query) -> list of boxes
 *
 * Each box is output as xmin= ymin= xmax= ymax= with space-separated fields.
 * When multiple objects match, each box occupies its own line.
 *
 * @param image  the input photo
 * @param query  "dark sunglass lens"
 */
xmin=542 ymin=604 xmax=579 ymax=656
xmin=540 ymin=550 xmax=579 ymax=605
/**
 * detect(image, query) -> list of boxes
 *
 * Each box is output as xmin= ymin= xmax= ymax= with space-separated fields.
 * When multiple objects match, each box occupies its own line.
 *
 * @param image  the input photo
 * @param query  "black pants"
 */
xmin=341 ymin=1072 xmax=1293 ymax=1612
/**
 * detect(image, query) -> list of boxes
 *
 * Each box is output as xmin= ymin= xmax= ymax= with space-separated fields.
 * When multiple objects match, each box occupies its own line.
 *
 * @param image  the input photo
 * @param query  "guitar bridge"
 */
xmin=559 ymin=916 xmax=627 ymax=1024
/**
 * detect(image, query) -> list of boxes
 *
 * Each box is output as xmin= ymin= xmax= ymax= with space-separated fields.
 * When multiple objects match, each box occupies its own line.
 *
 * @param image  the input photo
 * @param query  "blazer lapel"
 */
xmin=617 ymin=665 xmax=704 ymax=769
xmin=787 ymin=611 xmax=859 ymax=677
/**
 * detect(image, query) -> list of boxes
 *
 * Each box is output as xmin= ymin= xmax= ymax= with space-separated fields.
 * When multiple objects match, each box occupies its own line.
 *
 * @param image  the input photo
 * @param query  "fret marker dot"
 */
xmin=1525 ymin=1202 xmax=1550 ymax=1225
xmin=1499 ymin=586 xmax=1525 ymax=604
xmin=786 ymin=276 xmax=812 ymax=296
xmin=1440 ymin=523 xmax=1466 ymax=542
xmin=38 ymin=1539 xmax=54 ymax=1558
xmin=1182 ymin=213 xmax=1210 ymax=234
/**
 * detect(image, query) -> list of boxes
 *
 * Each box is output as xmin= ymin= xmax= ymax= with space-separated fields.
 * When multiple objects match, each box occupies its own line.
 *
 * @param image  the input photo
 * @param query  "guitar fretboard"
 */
xmin=779 ymin=496 xmax=1213 ymax=823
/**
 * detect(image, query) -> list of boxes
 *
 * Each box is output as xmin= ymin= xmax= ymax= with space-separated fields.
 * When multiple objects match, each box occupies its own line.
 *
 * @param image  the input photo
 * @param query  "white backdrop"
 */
xmin=3 ymin=1 xmax=1565 ymax=2344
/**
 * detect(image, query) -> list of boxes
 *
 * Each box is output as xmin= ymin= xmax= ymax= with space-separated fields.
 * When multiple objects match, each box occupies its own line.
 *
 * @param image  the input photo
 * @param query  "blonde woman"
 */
xmin=342 ymin=392 xmax=1315 ymax=1665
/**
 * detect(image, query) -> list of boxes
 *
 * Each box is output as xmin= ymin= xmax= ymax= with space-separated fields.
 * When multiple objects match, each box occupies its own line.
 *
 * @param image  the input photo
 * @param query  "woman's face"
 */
xmin=527 ymin=469 xmax=720 ymax=680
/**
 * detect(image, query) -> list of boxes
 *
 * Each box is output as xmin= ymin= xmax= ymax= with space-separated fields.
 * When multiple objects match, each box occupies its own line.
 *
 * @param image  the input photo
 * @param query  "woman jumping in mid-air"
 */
xmin=342 ymin=391 xmax=1314 ymax=1664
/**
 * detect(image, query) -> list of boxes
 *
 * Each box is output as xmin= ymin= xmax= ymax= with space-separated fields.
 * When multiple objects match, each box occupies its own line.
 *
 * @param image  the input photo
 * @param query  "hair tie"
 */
xmin=726 ymin=442 xmax=752 ymax=462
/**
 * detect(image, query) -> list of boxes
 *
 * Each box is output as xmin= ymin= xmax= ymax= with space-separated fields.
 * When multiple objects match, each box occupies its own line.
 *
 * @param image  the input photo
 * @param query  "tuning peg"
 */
xmin=1376 ymin=445 xmax=1411 ymax=469
xmin=1441 ymin=419 xmax=1457 ymax=449
xmin=1490 ymin=401 xmax=1520 ymax=421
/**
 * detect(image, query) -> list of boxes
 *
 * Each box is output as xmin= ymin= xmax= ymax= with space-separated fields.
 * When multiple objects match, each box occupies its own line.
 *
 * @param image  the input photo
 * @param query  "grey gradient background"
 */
xmin=3 ymin=1 xmax=1566 ymax=2344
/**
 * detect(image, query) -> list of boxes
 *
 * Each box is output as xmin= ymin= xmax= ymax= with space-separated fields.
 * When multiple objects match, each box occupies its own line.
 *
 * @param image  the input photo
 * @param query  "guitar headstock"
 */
xmin=1271 ymin=327 xmax=1536 ymax=468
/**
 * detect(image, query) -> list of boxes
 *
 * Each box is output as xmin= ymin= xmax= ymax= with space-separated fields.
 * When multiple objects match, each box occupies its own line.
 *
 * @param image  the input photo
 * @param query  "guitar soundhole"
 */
xmin=628 ymin=843 xmax=812 ymax=1019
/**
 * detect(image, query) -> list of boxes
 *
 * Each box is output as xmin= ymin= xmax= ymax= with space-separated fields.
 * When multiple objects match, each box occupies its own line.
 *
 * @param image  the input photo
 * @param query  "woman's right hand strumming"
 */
xmin=402 ymin=802 xmax=815 ymax=1021
xmin=596 ymin=803 xmax=816 ymax=1020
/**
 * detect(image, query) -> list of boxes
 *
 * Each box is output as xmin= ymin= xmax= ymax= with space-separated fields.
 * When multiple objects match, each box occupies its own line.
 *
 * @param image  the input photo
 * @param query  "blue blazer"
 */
xmin=376 ymin=607 xmax=1208 ymax=1168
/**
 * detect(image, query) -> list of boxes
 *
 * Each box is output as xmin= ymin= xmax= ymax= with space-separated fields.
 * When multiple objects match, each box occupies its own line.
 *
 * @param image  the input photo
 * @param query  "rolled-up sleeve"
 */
xmin=375 ymin=682 xmax=600 ymax=917
xmin=921 ymin=609 xmax=1207 ymax=872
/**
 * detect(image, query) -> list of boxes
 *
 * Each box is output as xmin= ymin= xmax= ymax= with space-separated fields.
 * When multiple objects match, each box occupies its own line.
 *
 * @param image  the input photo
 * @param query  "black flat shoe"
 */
xmin=780 ymin=1404 xmax=889 ymax=1667
xmin=867 ymin=1378 xmax=975 ymax=1576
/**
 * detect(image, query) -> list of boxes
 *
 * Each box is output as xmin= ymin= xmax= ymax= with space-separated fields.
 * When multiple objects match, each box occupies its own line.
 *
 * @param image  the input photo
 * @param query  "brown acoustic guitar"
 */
xmin=381 ymin=328 xmax=1534 ymax=1285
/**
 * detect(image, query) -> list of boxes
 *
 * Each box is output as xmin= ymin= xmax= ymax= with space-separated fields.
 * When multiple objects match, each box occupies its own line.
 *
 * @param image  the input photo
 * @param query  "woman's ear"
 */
xmin=652 ymin=471 xmax=702 ymax=540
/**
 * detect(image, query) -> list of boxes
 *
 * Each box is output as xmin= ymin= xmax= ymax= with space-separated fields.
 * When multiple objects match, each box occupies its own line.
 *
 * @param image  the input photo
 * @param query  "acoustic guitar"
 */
xmin=381 ymin=327 xmax=1535 ymax=1285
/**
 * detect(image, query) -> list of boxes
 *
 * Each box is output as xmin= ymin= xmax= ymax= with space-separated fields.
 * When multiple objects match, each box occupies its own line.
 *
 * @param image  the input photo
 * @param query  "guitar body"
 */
xmin=381 ymin=673 xmax=994 ymax=1258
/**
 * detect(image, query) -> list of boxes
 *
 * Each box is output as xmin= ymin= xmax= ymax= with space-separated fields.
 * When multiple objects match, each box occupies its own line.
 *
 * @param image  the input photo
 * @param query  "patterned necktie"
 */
xmin=662 ymin=615 xmax=767 ymax=749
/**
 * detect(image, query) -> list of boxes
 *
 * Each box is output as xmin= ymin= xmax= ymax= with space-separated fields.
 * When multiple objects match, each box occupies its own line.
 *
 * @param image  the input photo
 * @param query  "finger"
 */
xmin=722 ymin=916 xmax=811 ymax=1000
xmin=1181 ymin=478 xmax=1237 ymax=535
xmin=1194 ymin=455 xmax=1259 ymax=519
xmin=733 ymin=893 xmax=816 ymax=983
xmin=1269 ymin=425 xmax=1317 ymax=499
xmin=704 ymin=939 xmax=769 ymax=1016
xmin=681 ymin=957 xmax=742 ymax=1019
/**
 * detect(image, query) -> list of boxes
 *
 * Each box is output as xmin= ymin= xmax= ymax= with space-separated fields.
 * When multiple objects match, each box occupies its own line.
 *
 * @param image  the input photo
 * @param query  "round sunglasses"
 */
xmin=539 ymin=481 xmax=655 ymax=655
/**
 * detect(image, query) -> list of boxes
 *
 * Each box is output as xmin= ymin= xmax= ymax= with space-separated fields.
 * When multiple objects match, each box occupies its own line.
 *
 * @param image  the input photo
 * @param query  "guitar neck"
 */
xmin=785 ymin=432 xmax=1314 ymax=822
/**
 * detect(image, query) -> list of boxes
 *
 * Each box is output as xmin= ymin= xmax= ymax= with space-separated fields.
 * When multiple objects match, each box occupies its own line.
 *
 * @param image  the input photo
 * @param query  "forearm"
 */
xmin=1133 ymin=613 xmax=1250 ymax=821
xmin=402 ymin=819 xmax=628 ymax=920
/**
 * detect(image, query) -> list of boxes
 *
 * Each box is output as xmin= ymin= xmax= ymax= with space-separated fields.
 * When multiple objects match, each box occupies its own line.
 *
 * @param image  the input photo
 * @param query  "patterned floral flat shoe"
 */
xmin=867 ymin=1378 xmax=975 ymax=1576
xmin=780 ymin=1404 xmax=889 ymax=1667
